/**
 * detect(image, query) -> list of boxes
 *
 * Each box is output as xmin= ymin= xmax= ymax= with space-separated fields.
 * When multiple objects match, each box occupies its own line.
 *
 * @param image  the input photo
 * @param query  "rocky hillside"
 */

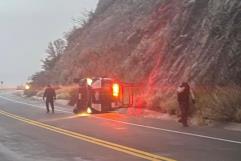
xmin=34 ymin=0 xmax=241 ymax=122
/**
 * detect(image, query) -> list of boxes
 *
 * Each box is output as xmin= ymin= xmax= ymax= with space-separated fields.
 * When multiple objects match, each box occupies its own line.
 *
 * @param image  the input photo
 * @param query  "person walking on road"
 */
xmin=177 ymin=82 xmax=195 ymax=127
xmin=43 ymin=85 xmax=56 ymax=113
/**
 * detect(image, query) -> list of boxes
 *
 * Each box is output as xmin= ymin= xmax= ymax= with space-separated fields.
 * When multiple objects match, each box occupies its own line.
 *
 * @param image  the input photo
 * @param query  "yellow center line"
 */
xmin=0 ymin=109 xmax=176 ymax=161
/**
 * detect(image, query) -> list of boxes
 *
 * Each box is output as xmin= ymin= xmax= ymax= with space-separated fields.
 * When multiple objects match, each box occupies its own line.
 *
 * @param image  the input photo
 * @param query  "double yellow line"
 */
xmin=0 ymin=109 xmax=176 ymax=161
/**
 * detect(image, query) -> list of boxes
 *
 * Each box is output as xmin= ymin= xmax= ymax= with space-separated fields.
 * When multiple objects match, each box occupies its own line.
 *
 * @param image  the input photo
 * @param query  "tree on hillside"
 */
xmin=30 ymin=39 xmax=66 ymax=87
xmin=65 ymin=10 xmax=95 ymax=41
xmin=41 ymin=39 xmax=66 ymax=71
xmin=72 ymin=10 xmax=95 ymax=28
xmin=31 ymin=71 xmax=49 ymax=86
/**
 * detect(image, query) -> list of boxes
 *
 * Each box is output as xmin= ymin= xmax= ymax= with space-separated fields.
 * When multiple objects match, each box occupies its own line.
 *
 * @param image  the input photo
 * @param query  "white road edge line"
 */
xmin=0 ymin=95 xmax=72 ymax=114
xmin=0 ymin=95 xmax=241 ymax=145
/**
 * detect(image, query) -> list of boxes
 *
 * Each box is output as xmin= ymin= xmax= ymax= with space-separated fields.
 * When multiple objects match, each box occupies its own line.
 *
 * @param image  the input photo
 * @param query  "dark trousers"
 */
xmin=46 ymin=99 xmax=54 ymax=112
xmin=76 ymin=100 xmax=88 ymax=112
xmin=179 ymin=101 xmax=189 ymax=126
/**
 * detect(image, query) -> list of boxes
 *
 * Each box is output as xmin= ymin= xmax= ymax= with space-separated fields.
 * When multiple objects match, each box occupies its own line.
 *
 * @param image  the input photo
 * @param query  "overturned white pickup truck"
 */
xmin=73 ymin=77 xmax=134 ymax=114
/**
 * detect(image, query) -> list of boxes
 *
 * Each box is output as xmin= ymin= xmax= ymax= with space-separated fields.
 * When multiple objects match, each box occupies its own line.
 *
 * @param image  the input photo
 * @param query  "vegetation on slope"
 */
xmin=30 ymin=0 xmax=241 ymax=122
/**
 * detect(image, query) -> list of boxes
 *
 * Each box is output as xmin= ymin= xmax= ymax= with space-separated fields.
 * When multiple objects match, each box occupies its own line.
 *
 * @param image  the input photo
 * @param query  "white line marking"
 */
xmin=0 ymin=95 xmax=241 ymax=145
xmin=0 ymin=95 xmax=72 ymax=114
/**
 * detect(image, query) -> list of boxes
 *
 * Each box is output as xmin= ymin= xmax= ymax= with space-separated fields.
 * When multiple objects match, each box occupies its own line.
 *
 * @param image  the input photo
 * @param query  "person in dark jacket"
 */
xmin=177 ymin=82 xmax=195 ymax=127
xmin=73 ymin=79 xmax=91 ymax=114
xmin=43 ymin=85 xmax=56 ymax=113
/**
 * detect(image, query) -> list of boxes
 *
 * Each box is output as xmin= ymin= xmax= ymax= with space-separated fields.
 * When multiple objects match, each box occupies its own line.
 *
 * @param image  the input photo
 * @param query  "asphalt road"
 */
xmin=0 ymin=91 xmax=241 ymax=161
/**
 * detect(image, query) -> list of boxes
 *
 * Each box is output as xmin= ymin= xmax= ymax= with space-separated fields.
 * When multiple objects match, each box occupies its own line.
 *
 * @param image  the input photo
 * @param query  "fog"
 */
xmin=0 ymin=0 xmax=98 ymax=87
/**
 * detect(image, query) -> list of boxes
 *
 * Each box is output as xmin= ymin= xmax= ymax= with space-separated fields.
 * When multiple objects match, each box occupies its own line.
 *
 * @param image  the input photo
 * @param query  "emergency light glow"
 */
xmin=87 ymin=78 xmax=93 ymax=86
xmin=87 ymin=107 xmax=92 ymax=114
xmin=25 ymin=84 xmax=30 ymax=90
xmin=112 ymin=83 xmax=120 ymax=97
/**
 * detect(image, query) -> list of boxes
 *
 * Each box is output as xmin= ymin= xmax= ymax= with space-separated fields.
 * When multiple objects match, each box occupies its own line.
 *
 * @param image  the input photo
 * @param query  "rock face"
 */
xmin=55 ymin=0 xmax=164 ymax=82
xmin=42 ymin=0 xmax=241 ymax=121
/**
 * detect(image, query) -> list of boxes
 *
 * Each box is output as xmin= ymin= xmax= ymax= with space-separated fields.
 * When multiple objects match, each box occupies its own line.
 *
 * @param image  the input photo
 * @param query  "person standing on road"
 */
xmin=177 ymin=82 xmax=195 ymax=127
xmin=74 ymin=79 xmax=91 ymax=114
xmin=43 ymin=85 xmax=56 ymax=113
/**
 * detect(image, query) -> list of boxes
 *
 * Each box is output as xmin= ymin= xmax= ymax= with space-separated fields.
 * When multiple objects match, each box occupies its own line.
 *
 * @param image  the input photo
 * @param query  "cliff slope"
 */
xmin=36 ymin=0 xmax=241 ymax=122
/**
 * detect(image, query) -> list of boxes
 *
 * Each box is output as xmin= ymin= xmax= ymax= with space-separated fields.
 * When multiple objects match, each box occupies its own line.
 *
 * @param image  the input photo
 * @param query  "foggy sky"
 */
xmin=0 ymin=0 xmax=98 ymax=86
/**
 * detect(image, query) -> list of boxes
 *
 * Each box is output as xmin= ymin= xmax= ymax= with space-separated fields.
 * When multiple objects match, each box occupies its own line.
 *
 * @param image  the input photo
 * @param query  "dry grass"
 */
xmin=54 ymin=85 xmax=78 ymax=100
xmin=24 ymin=85 xmax=78 ymax=101
xmin=147 ymin=85 xmax=241 ymax=123
xmin=25 ymin=83 xmax=241 ymax=123
xmin=195 ymin=85 xmax=241 ymax=122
